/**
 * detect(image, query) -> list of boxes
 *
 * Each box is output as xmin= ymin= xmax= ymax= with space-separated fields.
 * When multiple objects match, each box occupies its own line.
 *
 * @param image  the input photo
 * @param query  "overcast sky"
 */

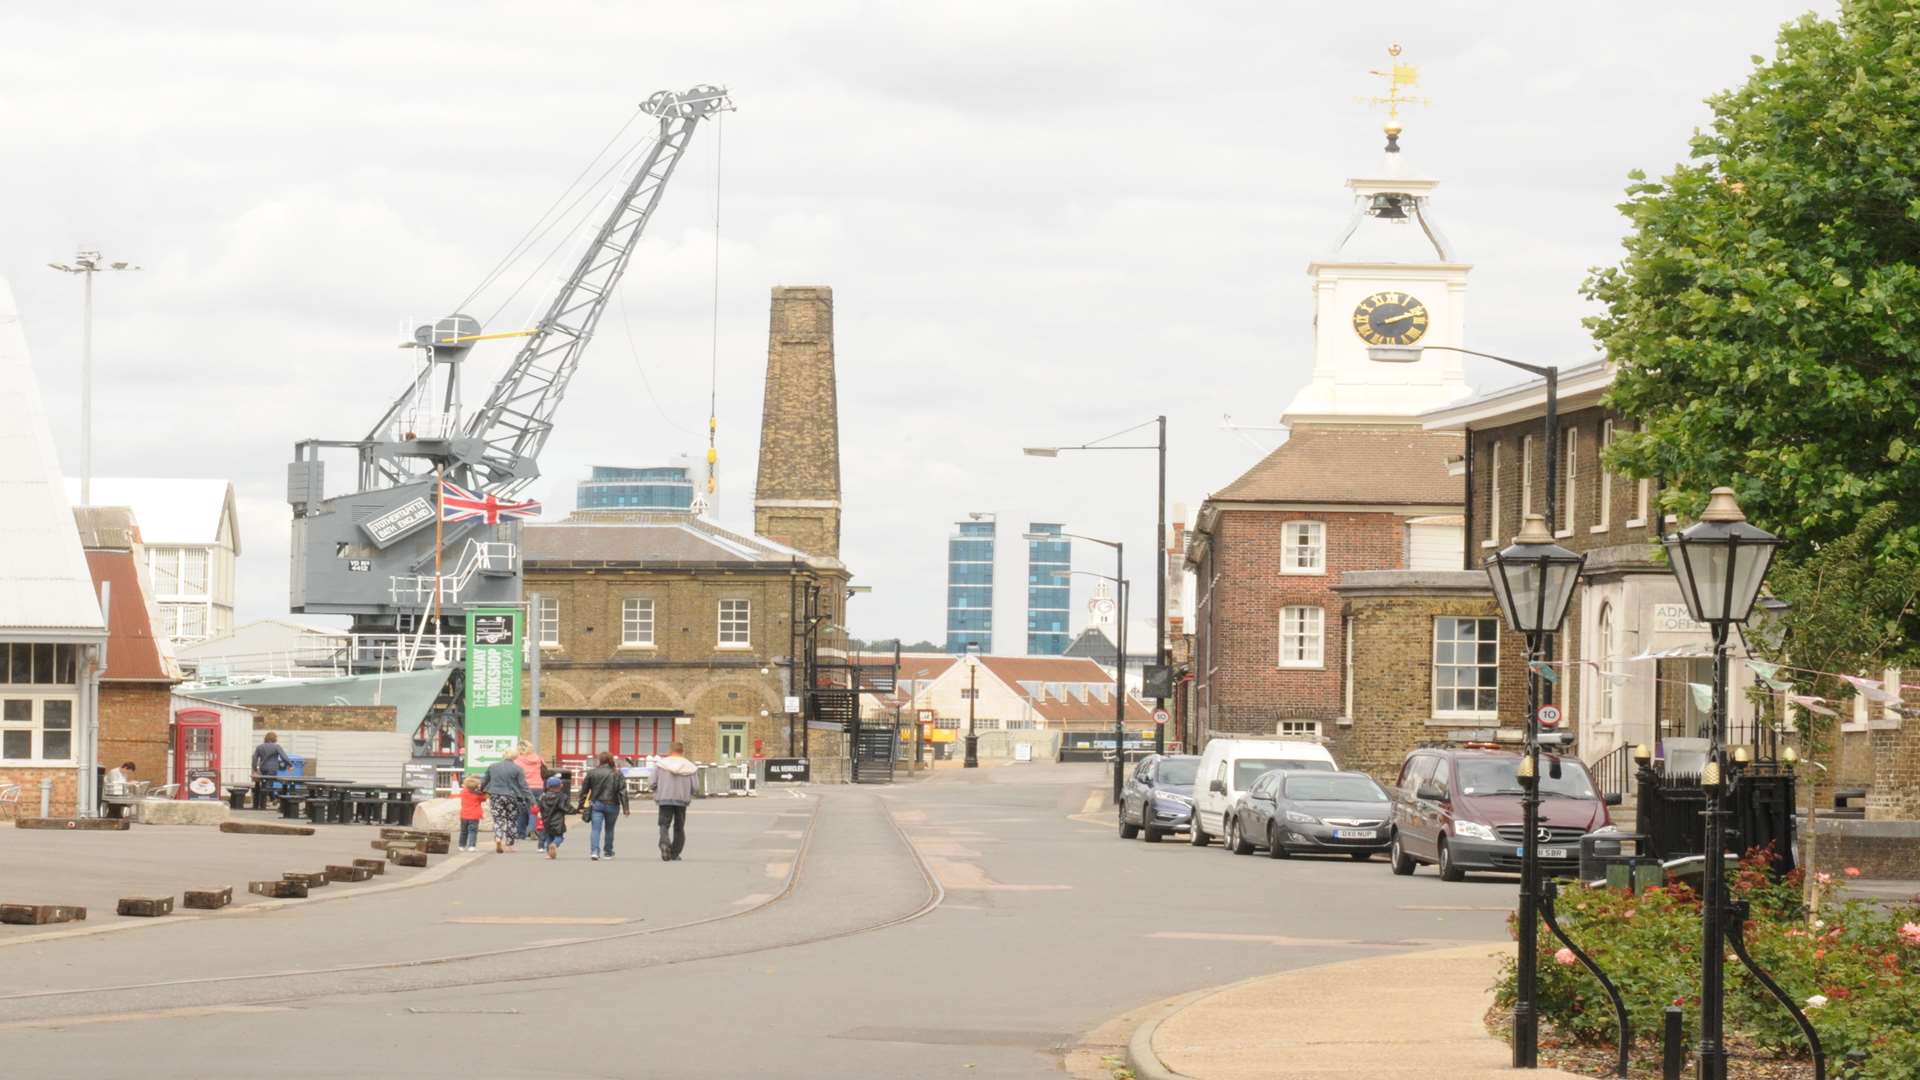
xmin=2 ymin=1 xmax=1830 ymax=645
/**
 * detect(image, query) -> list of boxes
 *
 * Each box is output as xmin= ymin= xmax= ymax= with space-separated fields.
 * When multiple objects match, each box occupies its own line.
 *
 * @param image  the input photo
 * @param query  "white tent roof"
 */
xmin=0 ymin=278 xmax=106 ymax=639
xmin=65 ymin=476 xmax=238 ymax=553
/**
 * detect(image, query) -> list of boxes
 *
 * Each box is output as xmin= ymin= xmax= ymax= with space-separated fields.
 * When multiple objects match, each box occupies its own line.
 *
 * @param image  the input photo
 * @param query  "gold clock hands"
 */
xmin=1379 ymin=311 xmax=1420 ymax=326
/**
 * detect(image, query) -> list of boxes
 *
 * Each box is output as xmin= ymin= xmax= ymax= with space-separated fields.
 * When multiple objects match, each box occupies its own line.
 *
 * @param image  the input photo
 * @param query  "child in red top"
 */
xmin=458 ymin=775 xmax=485 ymax=852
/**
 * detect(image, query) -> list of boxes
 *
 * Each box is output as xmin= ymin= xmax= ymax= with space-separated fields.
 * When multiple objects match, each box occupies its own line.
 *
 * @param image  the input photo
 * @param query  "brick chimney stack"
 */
xmin=753 ymin=286 xmax=842 ymax=561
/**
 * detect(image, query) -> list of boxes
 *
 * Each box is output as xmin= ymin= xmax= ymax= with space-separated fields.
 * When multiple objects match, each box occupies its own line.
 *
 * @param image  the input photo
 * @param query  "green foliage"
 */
xmin=1588 ymin=2 xmax=1920 ymax=596
xmin=1493 ymin=849 xmax=1920 ymax=1076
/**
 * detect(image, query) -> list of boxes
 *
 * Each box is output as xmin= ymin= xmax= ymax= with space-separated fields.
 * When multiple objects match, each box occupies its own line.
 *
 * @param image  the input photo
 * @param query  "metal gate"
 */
xmin=850 ymin=715 xmax=895 ymax=784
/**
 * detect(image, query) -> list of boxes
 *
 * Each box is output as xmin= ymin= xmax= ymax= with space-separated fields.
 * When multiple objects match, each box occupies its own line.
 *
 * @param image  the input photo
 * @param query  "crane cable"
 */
xmin=706 ymin=111 xmax=723 ymax=500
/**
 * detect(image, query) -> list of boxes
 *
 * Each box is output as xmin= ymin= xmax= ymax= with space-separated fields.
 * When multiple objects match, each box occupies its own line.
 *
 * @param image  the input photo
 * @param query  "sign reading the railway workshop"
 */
xmin=464 ymin=607 xmax=522 ymax=775
xmin=360 ymin=496 xmax=436 ymax=548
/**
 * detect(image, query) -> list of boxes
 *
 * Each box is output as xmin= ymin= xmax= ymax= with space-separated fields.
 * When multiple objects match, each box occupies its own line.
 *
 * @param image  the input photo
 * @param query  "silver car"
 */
xmin=1226 ymin=770 xmax=1394 ymax=859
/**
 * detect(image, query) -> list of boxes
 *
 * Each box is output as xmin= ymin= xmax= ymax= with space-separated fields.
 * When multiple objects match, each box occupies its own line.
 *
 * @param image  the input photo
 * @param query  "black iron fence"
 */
xmin=1635 ymin=762 xmax=1797 ymax=873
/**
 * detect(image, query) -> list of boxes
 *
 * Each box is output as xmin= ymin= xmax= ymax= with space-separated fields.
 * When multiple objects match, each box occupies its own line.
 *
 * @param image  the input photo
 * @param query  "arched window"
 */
xmin=1597 ymin=602 xmax=1616 ymax=725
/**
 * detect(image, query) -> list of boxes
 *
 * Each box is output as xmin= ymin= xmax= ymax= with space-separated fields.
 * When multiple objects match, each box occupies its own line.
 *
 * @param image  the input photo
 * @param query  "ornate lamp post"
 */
xmin=1662 ymin=487 xmax=1782 ymax=1080
xmin=1484 ymin=512 xmax=1585 ymax=1069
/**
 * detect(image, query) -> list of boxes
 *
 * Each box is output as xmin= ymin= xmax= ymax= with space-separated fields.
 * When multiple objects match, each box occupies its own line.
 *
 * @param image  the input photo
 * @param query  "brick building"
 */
xmin=872 ymin=652 xmax=1156 ymax=761
xmin=74 ymin=507 xmax=183 ymax=795
xmin=518 ymin=286 xmax=855 ymax=774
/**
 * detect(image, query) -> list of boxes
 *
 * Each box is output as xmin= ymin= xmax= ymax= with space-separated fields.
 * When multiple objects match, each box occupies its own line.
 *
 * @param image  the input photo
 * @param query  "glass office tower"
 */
xmin=576 ymin=465 xmax=696 ymax=510
xmin=1026 ymin=522 xmax=1072 ymax=655
xmin=945 ymin=520 xmax=995 ymax=654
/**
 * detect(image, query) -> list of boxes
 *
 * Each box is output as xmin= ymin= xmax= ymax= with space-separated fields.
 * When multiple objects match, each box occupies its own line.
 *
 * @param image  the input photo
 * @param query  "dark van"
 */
xmin=1388 ymin=746 xmax=1620 ymax=882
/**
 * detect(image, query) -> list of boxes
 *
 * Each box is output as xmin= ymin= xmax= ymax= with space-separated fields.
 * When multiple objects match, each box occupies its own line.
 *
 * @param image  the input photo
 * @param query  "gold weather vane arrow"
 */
xmin=1356 ymin=43 xmax=1430 ymax=146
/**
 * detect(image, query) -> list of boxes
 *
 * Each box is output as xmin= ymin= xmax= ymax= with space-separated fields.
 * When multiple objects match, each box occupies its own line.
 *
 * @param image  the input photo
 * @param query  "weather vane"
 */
xmin=1361 ymin=43 xmax=1429 ymax=147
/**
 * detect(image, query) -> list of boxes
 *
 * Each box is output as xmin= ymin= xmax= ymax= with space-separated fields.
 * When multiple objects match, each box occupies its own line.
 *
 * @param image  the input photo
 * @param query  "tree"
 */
xmin=1590 ymin=2 xmax=1920 ymax=591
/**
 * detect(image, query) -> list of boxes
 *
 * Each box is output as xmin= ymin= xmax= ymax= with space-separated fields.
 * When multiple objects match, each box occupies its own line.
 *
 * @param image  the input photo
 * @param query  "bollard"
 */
xmin=1662 ymin=1006 xmax=1684 ymax=1080
xmin=39 ymin=777 xmax=52 ymax=818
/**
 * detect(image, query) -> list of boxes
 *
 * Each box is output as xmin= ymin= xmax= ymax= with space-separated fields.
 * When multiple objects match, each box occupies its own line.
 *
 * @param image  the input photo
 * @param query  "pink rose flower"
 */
xmin=1898 ymin=922 xmax=1920 ymax=947
xmin=1816 ymin=872 xmax=1833 ymax=886
xmin=1844 ymin=867 xmax=1861 ymax=878
xmin=1554 ymin=947 xmax=1577 ymax=966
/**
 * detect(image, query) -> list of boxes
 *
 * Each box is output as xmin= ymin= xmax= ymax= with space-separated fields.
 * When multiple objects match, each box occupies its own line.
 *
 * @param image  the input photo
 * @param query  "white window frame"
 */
xmin=1521 ymin=435 xmax=1535 ymax=518
xmin=1594 ymin=420 xmax=1615 ymax=533
xmin=620 ymin=597 xmax=655 ymax=648
xmin=0 ymin=693 xmax=77 ymax=765
xmin=1597 ymin=603 xmax=1616 ymax=726
xmin=1432 ymin=616 xmax=1500 ymax=721
xmin=537 ymin=596 xmax=560 ymax=647
xmin=717 ymin=598 xmax=752 ymax=648
xmin=1558 ymin=428 xmax=1579 ymax=537
xmin=1483 ymin=441 xmax=1502 ymax=548
xmin=1277 ymin=606 xmax=1324 ymax=669
xmin=1277 ymin=719 xmax=1322 ymax=741
xmin=1280 ymin=521 xmax=1326 ymax=575
xmin=1340 ymin=615 xmax=1355 ymax=726
xmin=1629 ymin=425 xmax=1651 ymax=527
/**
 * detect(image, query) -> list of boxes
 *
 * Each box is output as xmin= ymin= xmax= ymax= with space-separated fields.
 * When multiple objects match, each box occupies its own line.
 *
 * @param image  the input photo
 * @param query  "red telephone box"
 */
xmin=174 ymin=708 xmax=223 ymax=800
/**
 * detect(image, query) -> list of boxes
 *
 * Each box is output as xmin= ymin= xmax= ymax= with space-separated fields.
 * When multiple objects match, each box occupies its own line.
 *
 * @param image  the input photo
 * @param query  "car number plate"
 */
xmin=1517 ymin=846 xmax=1570 ymax=859
xmin=1333 ymin=829 xmax=1377 ymax=840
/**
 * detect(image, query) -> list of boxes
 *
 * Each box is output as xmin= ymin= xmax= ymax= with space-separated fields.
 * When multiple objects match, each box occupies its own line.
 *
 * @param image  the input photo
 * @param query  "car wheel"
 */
xmin=1349 ymin=851 xmax=1372 ymax=861
xmin=1389 ymin=836 xmax=1415 ymax=876
xmin=1265 ymin=824 xmax=1290 ymax=859
xmin=1189 ymin=819 xmax=1210 ymax=847
xmin=1142 ymin=825 xmax=1164 ymax=843
xmin=1438 ymin=837 xmax=1465 ymax=882
xmin=1119 ymin=809 xmax=1139 ymax=840
xmin=1228 ymin=818 xmax=1254 ymax=856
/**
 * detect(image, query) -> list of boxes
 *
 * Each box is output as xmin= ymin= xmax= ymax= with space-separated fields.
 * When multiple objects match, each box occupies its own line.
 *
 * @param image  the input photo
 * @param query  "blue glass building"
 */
xmin=576 ymin=465 xmax=695 ymax=511
xmin=1026 ymin=522 xmax=1072 ymax=655
xmin=945 ymin=520 xmax=995 ymax=654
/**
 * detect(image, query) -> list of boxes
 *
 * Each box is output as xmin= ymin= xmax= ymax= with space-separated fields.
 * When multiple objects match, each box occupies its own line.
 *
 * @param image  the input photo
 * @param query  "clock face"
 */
xmin=1351 ymin=291 xmax=1430 ymax=346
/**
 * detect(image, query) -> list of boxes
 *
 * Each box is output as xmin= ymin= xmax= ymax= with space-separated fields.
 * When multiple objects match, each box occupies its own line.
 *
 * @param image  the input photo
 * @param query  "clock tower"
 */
xmin=1282 ymin=52 xmax=1472 ymax=426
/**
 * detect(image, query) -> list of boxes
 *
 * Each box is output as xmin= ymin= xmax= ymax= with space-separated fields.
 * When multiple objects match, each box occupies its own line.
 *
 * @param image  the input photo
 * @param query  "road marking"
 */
xmin=731 ymin=893 xmax=775 ymax=906
xmin=0 ymin=1004 xmax=291 ymax=1031
xmin=765 ymin=828 xmax=805 ymax=838
xmin=446 ymin=916 xmax=631 ymax=926
xmin=1080 ymin=790 xmax=1105 ymax=815
xmin=766 ymin=862 xmax=791 ymax=878
xmin=927 ymin=858 xmax=1071 ymax=892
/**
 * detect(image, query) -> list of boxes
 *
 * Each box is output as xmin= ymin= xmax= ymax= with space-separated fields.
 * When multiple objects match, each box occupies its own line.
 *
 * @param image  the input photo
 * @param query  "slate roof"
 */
xmin=523 ymin=511 xmax=824 ymax=567
xmin=1210 ymin=423 xmax=1463 ymax=506
xmin=66 ymin=477 xmax=239 ymax=554
xmin=975 ymin=655 xmax=1156 ymax=728
xmin=0 ymin=278 xmax=106 ymax=639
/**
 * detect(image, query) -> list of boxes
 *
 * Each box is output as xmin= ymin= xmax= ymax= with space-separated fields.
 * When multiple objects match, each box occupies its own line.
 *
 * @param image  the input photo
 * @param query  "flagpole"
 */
xmin=433 ymin=466 xmax=445 ymax=636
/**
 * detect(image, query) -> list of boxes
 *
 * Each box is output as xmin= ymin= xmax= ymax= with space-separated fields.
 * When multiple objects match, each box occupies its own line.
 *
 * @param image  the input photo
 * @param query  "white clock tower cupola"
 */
xmin=1283 ymin=48 xmax=1473 ymax=426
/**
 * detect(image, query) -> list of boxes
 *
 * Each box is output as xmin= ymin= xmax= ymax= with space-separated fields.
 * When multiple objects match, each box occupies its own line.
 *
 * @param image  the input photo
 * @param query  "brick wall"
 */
xmin=1195 ymin=508 xmax=1406 ymax=738
xmin=251 ymin=705 xmax=396 ymax=732
xmin=0 ymin=765 xmax=79 ymax=817
xmin=1867 ymin=682 xmax=1920 ymax=820
xmin=99 ymin=682 xmax=172 ymax=785
xmin=1335 ymin=586 xmax=1529 ymax=785
xmin=753 ymin=286 xmax=842 ymax=561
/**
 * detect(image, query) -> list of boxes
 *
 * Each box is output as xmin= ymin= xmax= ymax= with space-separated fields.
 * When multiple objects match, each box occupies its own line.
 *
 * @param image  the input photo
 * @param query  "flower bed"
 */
xmin=1491 ymin=851 xmax=1920 ymax=1079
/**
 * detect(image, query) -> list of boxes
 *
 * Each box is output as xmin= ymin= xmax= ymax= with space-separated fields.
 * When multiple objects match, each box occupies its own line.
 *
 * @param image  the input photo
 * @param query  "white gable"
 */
xmin=0 ymin=278 xmax=107 ymax=637
xmin=65 ymin=476 xmax=238 ymax=553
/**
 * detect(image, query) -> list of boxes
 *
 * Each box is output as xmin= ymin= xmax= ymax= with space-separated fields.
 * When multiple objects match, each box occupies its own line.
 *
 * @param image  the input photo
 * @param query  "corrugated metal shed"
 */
xmin=0 ymin=277 xmax=106 ymax=640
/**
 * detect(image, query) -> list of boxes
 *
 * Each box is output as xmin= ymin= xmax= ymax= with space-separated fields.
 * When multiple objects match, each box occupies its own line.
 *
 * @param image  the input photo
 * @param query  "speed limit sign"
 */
xmin=1152 ymin=709 xmax=1170 ymax=726
xmin=1536 ymin=704 xmax=1562 ymax=728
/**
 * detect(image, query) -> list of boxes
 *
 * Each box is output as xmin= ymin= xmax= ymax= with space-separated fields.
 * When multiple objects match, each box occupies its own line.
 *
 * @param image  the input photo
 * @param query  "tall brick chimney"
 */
xmin=753 ymin=286 xmax=841 ymax=560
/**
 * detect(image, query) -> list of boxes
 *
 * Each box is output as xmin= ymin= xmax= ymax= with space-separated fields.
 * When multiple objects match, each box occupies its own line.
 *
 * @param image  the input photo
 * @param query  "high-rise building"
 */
xmin=1025 ymin=522 xmax=1072 ymax=655
xmin=945 ymin=518 xmax=995 ymax=654
xmin=576 ymin=463 xmax=695 ymax=511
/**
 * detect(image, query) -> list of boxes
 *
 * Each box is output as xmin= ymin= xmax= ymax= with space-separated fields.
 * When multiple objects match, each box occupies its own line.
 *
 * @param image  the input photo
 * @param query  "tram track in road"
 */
xmin=0 ymin=788 xmax=945 ymax=1024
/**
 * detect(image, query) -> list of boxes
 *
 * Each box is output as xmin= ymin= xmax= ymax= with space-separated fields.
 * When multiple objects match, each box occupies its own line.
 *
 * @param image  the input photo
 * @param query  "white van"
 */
xmin=1189 ymin=738 xmax=1338 ymax=846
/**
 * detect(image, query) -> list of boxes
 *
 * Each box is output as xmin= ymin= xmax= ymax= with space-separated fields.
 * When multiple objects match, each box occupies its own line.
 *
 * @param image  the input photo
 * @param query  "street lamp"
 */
xmin=963 ymin=652 xmax=980 ymax=769
xmin=1484 ymin=511 xmax=1585 ymax=1070
xmin=1038 ymin=553 xmax=1130 ymax=804
xmin=48 ymin=250 xmax=141 ymax=506
xmin=1662 ymin=487 xmax=1782 ymax=1080
xmin=1024 ymin=416 xmax=1169 ymax=753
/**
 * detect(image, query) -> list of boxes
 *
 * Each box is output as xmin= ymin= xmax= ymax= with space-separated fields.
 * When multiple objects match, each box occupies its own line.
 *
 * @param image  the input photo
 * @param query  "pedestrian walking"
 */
xmin=536 ymin=775 xmax=573 ymax=860
xmin=480 ymin=753 xmax=532 ymax=854
xmin=579 ymin=751 xmax=631 ymax=861
xmin=650 ymin=742 xmax=698 ymax=861
xmin=513 ymin=741 xmax=545 ymax=842
xmin=457 ymin=775 xmax=485 ymax=851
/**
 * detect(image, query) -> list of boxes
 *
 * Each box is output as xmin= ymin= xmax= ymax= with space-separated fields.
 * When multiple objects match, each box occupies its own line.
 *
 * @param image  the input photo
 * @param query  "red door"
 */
xmin=174 ymin=708 xmax=222 ymax=800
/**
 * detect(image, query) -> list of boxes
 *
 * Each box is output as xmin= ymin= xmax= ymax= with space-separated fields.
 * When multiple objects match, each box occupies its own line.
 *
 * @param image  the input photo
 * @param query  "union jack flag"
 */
xmin=439 ymin=480 xmax=541 ymax=524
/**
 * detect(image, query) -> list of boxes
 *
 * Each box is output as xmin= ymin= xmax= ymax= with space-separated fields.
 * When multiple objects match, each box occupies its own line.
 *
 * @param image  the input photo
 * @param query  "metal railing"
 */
xmin=388 ymin=540 xmax=518 ymax=605
xmin=1589 ymin=743 xmax=1637 ymax=801
xmin=349 ymin=633 xmax=465 ymax=670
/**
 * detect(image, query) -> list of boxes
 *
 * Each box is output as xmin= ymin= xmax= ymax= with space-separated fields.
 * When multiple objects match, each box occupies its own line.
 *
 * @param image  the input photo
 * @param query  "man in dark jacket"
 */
xmin=579 ymin=752 xmax=631 ymax=861
xmin=251 ymin=732 xmax=292 ymax=778
xmin=480 ymin=755 xmax=532 ymax=854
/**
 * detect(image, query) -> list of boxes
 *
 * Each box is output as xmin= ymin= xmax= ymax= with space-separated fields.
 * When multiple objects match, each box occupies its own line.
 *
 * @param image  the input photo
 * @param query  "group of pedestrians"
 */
xmin=462 ymin=739 xmax=698 ymax=862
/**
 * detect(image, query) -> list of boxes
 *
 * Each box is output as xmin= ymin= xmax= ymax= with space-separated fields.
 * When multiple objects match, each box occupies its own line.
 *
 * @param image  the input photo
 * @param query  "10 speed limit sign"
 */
xmin=1536 ymin=704 xmax=1563 ymax=728
xmin=1152 ymin=709 xmax=1170 ymax=726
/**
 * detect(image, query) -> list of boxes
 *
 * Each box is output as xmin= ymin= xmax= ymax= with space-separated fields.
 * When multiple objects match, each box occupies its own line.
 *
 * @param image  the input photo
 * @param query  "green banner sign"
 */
xmin=463 ymin=607 xmax=523 ymax=775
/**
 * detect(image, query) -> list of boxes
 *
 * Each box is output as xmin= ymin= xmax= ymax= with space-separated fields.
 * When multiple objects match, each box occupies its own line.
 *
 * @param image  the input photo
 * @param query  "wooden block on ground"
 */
xmin=422 ymin=835 xmax=450 ymax=854
xmin=389 ymin=850 xmax=428 ymax=868
xmin=14 ymin=817 xmax=129 ymax=831
xmin=373 ymin=838 xmax=422 ymax=852
xmin=0 ymin=903 xmax=87 ymax=925
xmin=183 ymin=888 xmax=233 ymax=910
xmin=219 ymin=821 xmax=315 ymax=837
xmin=352 ymin=858 xmax=386 ymax=875
xmin=116 ymin=896 xmax=174 ymax=917
xmin=378 ymin=828 xmax=424 ymax=841
xmin=324 ymin=864 xmax=372 ymax=882
xmin=281 ymin=871 xmax=331 ymax=888
xmin=248 ymin=880 xmax=307 ymax=899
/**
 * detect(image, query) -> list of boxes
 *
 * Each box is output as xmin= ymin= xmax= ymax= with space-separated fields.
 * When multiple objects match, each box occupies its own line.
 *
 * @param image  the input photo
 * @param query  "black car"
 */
xmin=1118 ymin=753 xmax=1199 ymax=842
xmin=1225 ymin=770 xmax=1394 ymax=859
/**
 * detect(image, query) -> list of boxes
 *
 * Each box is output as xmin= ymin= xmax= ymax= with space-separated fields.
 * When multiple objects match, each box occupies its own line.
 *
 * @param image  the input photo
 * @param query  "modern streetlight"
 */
xmin=1038 ymin=554 xmax=1131 ymax=804
xmin=1662 ymin=487 xmax=1783 ymax=1080
xmin=48 ymin=250 xmax=141 ymax=506
xmin=1024 ymin=416 xmax=1169 ymax=753
xmin=1484 ymin=511 xmax=1586 ymax=1070
xmin=963 ymin=652 xmax=980 ymax=769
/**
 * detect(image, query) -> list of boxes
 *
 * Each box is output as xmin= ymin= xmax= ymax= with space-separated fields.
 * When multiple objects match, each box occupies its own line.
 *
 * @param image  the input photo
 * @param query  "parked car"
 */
xmin=1388 ymin=746 xmax=1621 ymax=882
xmin=1225 ymin=769 xmax=1394 ymax=859
xmin=1118 ymin=753 xmax=1199 ymax=842
xmin=1189 ymin=738 xmax=1337 ymax=847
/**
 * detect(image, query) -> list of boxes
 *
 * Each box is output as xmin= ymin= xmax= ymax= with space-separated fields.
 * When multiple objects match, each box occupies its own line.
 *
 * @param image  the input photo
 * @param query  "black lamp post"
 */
xmin=1662 ymin=487 xmax=1782 ymax=1080
xmin=963 ymin=653 xmax=979 ymax=768
xmin=1039 ymin=557 xmax=1131 ymax=804
xmin=1484 ymin=512 xmax=1586 ymax=1070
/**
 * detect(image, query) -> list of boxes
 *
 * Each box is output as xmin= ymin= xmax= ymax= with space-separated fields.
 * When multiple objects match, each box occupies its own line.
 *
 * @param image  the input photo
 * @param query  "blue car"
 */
xmin=1118 ymin=754 xmax=1199 ymax=842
